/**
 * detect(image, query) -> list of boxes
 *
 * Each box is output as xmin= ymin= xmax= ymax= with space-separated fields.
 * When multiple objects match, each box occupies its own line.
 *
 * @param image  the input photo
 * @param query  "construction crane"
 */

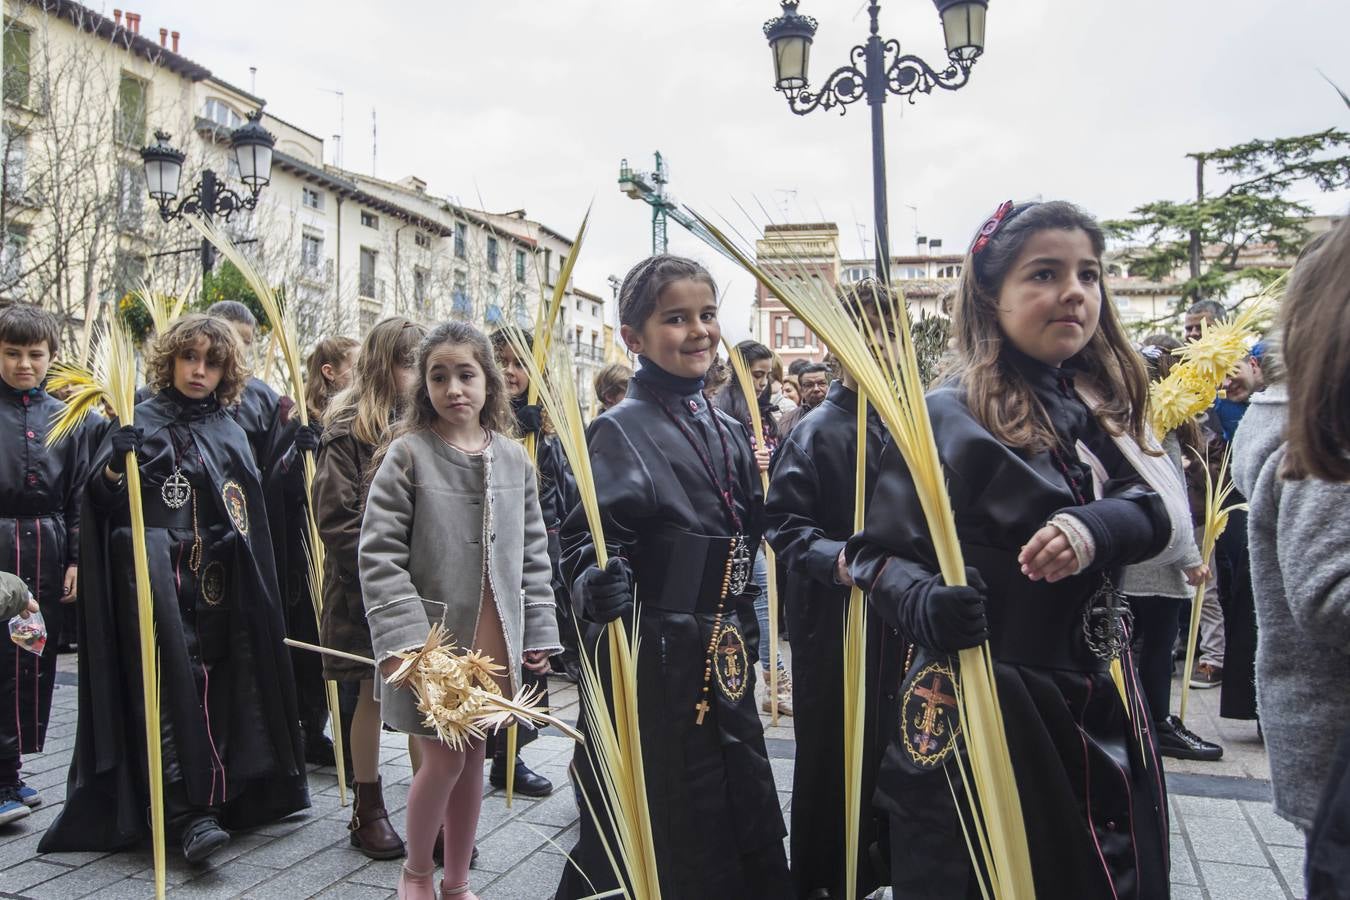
xmin=618 ymin=152 xmax=735 ymax=262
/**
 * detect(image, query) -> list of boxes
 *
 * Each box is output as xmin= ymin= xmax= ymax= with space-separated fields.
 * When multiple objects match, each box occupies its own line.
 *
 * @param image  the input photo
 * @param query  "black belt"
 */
xmin=631 ymin=528 xmax=738 ymax=615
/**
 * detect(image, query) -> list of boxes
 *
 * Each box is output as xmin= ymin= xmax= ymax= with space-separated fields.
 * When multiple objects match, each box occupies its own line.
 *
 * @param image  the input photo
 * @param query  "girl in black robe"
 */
xmin=556 ymin=255 xmax=790 ymax=899
xmin=41 ymin=314 xmax=308 ymax=863
xmin=848 ymin=202 xmax=1181 ymax=900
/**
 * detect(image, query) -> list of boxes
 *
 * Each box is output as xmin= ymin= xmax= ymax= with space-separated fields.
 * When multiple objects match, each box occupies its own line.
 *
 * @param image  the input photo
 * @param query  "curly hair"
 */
xmin=945 ymin=200 xmax=1150 ymax=454
xmin=372 ymin=321 xmax=516 ymax=472
xmin=147 ymin=314 xmax=248 ymax=406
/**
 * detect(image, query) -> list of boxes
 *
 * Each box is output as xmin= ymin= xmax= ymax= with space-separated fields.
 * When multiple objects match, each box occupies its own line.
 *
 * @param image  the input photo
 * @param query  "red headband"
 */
xmin=970 ymin=200 xmax=1014 ymax=255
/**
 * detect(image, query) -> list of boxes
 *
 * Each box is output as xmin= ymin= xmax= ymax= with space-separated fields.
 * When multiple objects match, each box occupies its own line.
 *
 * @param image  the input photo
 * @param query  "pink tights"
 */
xmin=403 ymin=735 xmax=485 ymax=898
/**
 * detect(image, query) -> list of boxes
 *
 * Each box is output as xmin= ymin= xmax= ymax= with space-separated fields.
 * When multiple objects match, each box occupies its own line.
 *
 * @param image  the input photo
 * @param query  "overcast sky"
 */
xmin=122 ymin=0 xmax=1349 ymax=338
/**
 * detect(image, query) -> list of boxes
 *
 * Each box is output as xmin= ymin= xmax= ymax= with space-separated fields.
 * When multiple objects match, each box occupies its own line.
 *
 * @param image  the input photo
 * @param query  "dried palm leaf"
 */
xmin=46 ymin=322 xmax=167 ymax=899
xmin=721 ymin=339 xmax=782 ymax=724
xmin=841 ymin=389 xmax=870 ymax=900
xmin=183 ymin=215 xmax=348 ymax=804
xmin=691 ymin=210 xmax=1035 ymax=898
xmin=500 ymin=326 xmax=662 ymax=899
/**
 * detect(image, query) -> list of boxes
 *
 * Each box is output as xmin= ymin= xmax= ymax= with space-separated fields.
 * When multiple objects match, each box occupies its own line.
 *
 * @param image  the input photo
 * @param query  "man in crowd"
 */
xmin=776 ymin=363 xmax=830 ymax=438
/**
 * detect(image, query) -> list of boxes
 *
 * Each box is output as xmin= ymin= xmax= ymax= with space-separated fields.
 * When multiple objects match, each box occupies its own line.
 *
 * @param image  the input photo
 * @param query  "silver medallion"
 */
xmin=161 ymin=468 xmax=191 ymax=509
xmin=727 ymin=534 xmax=753 ymax=597
xmin=1082 ymin=577 xmax=1133 ymax=661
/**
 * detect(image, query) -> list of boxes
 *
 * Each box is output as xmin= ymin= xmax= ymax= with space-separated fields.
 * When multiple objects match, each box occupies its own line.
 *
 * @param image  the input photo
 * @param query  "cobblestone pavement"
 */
xmin=0 ymin=655 xmax=1302 ymax=898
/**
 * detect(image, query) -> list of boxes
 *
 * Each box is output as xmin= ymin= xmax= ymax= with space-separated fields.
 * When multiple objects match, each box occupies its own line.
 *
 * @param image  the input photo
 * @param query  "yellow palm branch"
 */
xmin=46 ymin=322 xmax=167 ymax=899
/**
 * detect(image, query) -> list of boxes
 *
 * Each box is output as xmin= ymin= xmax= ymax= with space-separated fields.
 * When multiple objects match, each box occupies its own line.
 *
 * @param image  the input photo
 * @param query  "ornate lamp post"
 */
xmin=140 ymin=110 xmax=276 ymax=277
xmin=763 ymin=0 xmax=987 ymax=283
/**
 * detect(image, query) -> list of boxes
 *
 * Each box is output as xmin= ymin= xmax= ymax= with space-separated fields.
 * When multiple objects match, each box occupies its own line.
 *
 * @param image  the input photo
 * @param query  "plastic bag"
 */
xmin=9 ymin=609 xmax=47 ymax=656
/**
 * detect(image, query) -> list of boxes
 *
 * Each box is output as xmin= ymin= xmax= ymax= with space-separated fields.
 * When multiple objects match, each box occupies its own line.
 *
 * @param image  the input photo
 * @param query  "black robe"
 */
xmin=847 ymin=352 xmax=1171 ymax=900
xmin=0 ymin=382 xmax=88 ymax=760
xmin=764 ymin=381 xmax=894 ymax=899
xmin=40 ymin=388 xmax=309 ymax=851
xmin=556 ymin=373 xmax=790 ymax=900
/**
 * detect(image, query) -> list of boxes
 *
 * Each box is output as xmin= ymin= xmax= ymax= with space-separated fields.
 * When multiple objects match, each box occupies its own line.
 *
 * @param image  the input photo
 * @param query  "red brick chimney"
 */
xmin=159 ymin=27 xmax=167 ymax=47
xmin=113 ymin=9 xmax=122 ymax=26
xmin=171 ymin=31 xmax=180 ymax=53
xmin=126 ymin=12 xmax=141 ymax=34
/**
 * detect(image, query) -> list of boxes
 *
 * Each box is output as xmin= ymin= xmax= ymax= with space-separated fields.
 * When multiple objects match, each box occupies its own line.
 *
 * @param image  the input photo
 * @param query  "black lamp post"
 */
xmin=763 ymin=0 xmax=987 ymax=284
xmin=140 ymin=109 xmax=276 ymax=278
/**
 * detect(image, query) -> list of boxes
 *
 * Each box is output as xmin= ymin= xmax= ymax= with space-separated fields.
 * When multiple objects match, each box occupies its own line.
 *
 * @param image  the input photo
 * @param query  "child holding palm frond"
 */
xmin=42 ymin=314 xmax=310 ymax=863
xmin=358 ymin=322 xmax=559 ymax=900
xmin=557 ymin=255 xmax=789 ymax=899
xmin=848 ymin=202 xmax=1185 ymax=899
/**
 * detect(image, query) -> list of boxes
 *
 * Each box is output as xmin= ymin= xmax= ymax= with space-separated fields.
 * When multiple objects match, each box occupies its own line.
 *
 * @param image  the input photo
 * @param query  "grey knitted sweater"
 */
xmin=1232 ymin=384 xmax=1350 ymax=829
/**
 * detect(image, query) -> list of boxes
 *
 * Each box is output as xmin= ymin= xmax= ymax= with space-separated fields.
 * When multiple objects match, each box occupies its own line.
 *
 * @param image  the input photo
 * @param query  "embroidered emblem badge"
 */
xmin=201 ymin=560 xmax=226 ymax=607
xmin=221 ymin=480 xmax=249 ymax=535
xmin=714 ymin=623 xmax=749 ymax=703
xmin=901 ymin=661 xmax=962 ymax=768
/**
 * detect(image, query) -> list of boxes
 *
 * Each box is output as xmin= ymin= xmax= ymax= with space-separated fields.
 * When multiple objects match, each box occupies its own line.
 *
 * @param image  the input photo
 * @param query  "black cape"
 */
xmin=556 ymin=373 xmax=790 ymax=900
xmin=764 ymin=381 xmax=894 ymax=899
xmin=1 ymin=382 xmax=88 ymax=758
xmin=40 ymin=388 xmax=309 ymax=851
xmin=847 ymin=353 xmax=1171 ymax=900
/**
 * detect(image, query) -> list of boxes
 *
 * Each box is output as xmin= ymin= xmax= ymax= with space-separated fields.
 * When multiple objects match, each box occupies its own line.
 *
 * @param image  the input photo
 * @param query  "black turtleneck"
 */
xmin=160 ymin=385 xmax=223 ymax=421
xmin=631 ymin=355 xmax=706 ymax=397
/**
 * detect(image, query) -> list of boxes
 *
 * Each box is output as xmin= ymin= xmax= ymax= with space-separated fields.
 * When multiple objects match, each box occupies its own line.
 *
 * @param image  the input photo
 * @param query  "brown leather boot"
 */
xmin=349 ymin=778 xmax=405 ymax=860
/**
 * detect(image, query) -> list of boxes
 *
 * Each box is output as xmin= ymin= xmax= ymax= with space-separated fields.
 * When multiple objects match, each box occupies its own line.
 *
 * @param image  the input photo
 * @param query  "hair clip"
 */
xmin=970 ymin=200 xmax=1014 ymax=256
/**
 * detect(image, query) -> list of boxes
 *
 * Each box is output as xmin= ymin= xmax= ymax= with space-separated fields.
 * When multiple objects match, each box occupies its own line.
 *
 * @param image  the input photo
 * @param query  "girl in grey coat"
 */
xmin=359 ymin=322 xmax=561 ymax=900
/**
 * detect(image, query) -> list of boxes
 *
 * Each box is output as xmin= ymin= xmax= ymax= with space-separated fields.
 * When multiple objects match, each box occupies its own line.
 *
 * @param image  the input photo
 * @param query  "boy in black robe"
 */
xmin=0 ymin=306 xmax=88 ymax=821
xmin=765 ymin=344 xmax=893 ymax=897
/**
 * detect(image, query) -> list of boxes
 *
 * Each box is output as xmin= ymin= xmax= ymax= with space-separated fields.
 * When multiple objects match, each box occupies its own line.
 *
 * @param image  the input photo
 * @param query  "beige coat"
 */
xmin=358 ymin=429 xmax=561 ymax=735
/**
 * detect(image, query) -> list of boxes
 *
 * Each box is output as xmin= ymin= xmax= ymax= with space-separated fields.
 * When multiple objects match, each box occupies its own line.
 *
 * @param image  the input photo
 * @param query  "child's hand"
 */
xmin=1184 ymin=563 xmax=1210 ymax=588
xmin=379 ymin=656 xmax=404 ymax=679
xmin=835 ymin=548 xmax=855 ymax=587
xmin=62 ymin=565 xmax=78 ymax=603
xmin=523 ymin=650 xmax=551 ymax=674
xmin=754 ymin=445 xmax=771 ymax=473
xmin=1019 ymin=524 xmax=1079 ymax=583
xmin=20 ymin=598 xmax=39 ymax=618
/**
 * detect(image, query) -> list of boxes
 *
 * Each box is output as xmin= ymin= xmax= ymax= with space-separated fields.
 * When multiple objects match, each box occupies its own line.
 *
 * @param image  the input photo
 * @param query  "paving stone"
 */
xmin=25 ymin=856 xmax=142 ymax=898
xmin=1169 ymin=841 xmax=1200 ymax=886
xmin=1169 ymin=884 xmax=1204 ymax=900
xmin=770 ymin=757 xmax=794 ymax=792
xmin=1266 ymin=843 xmax=1306 ymax=899
xmin=313 ymin=882 xmax=393 ymax=900
xmin=93 ymin=877 xmax=157 ymax=899
xmin=346 ymin=857 xmax=403 ymax=889
xmin=243 ymin=846 xmax=368 ymax=898
xmin=127 ymin=832 xmax=275 ymax=885
xmin=480 ymin=851 xmax=567 ymax=899
xmin=163 ymin=862 xmax=275 ymax=898
xmin=237 ymin=818 xmax=346 ymax=868
xmin=1 ymin=858 xmax=72 ymax=892
xmin=1184 ymin=813 xmax=1265 ymax=865
xmin=474 ymin=819 xmax=558 ymax=874
xmin=1173 ymin=795 xmax=1244 ymax=819
xmin=1197 ymin=861 xmax=1292 ymax=900
xmin=517 ymin=788 xmax=582 ymax=828
xmin=1240 ymin=800 xmax=1306 ymax=848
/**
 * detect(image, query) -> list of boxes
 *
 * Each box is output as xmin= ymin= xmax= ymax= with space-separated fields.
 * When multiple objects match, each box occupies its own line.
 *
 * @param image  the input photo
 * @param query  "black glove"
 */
xmin=295 ymin=423 xmax=322 ymax=454
xmin=515 ymin=403 xmax=543 ymax=437
xmin=573 ymin=557 xmax=633 ymax=624
xmin=901 ymin=566 xmax=989 ymax=652
xmin=107 ymin=425 xmax=144 ymax=474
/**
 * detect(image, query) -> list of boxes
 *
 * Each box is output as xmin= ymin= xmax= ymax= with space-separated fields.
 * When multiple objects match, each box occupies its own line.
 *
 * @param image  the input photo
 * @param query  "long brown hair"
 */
xmin=304 ymin=335 xmax=359 ymax=420
xmin=945 ymin=201 xmax=1151 ymax=453
xmin=373 ymin=321 xmax=516 ymax=471
xmin=148 ymin=314 xmax=248 ymax=407
xmin=325 ymin=318 xmax=423 ymax=447
xmin=1282 ymin=217 xmax=1350 ymax=481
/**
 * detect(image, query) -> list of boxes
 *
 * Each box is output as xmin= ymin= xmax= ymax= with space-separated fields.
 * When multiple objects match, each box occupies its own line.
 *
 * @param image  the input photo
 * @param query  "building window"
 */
xmin=359 ymin=305 xmax=377 ymax=333
xmin=112 ymin=250 xmax=146 ymax=301
xmin=486 ymin=237 xmax=499 ymax=273
xmin=300 ymin=231 xmax=323 ymax=270
xmin=454 ymin=222 xmax=466 ymax=259
xmin=2 ymin=128 xmax=27 ymax=200
xmin=116 ymin=73 xmax=147 ymax=146
xmin=899 ymin=265 xmax=924 ymax=280
xmin=485 ymin=283 xmax=502 ymax=323
xmin=202 ymin=98 xmax=243 ymax=130
xmin=591 ymin=303 xmax=599 ymax=318
xmin=3 ymin=25 xmax=31 ymax=107
xmin=773 ymin=316 xmax=785 ymax=349
xmin=787 ymin=318 xmax=807 ymax=349
xmin=1 ymin=223 xmax=28 ymax=292
xmin=414 ymin=231 xmax=431 ymax=249
xmin=515 ymin=249 xmax=526 ymax=281
xmin=116 ymin=164 xmax=144 ymax=231
xmin=936 ymin=264 xmax=961 ymax=279
xmin=514 ymin=291 xmax=530 ymax=328
xmin=359 ymin=247 xmax=377 ymax=298
xmin=301 ymin=187 xmax=323 ymax=210
xmin=361 ymin=211 xmax=379 ymax=229
xmin=413 ymin=266 xmax=431 ymax=316
xmin=452 ymin=270 xmax=470 ymax=316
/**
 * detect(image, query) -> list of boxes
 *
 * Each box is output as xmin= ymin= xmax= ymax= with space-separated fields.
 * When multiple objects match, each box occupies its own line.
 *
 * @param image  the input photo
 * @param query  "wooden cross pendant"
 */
xmin=694 ymin=699 xmax=710 ymax=725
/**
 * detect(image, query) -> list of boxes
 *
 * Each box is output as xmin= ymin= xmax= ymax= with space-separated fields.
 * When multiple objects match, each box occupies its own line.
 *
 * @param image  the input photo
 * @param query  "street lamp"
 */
xmin=139 ymin=109 xmax=276 ymax=276
xmin=763 ymin=0 xmax=987 ymax=283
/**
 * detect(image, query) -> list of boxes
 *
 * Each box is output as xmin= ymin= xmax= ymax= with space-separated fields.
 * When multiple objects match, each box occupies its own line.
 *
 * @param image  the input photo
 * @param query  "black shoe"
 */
xmin=1156 ymin=715 xmax=1223 ymax=762
xmin=304 ymin=733 xmax=337 ymax=767
xmin=472 ymin=845 xmax=480 ymax=868
xmin=489 ymin=758 xmax=553 ymax=798
xmin=181 ymin=817 xmax=230 ymax=864
xmin=431 ymin=830 xmax=478 ymax=868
